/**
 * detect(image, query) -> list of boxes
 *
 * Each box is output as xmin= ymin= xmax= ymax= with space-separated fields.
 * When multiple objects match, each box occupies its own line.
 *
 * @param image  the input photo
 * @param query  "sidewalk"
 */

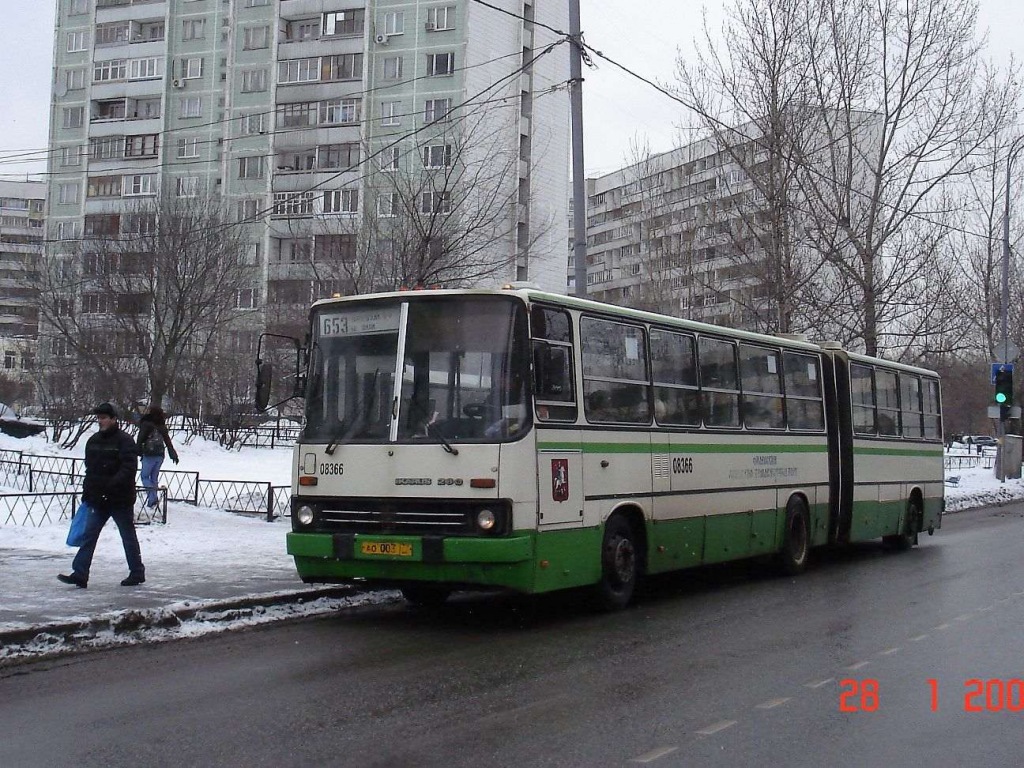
xmin=0 ymin=503 xmax=391 ymax=664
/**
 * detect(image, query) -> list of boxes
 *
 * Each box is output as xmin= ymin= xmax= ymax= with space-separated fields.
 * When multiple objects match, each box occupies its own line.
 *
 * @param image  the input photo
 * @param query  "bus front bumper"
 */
xmin=286 ymin=531 xmax=537 ymax=592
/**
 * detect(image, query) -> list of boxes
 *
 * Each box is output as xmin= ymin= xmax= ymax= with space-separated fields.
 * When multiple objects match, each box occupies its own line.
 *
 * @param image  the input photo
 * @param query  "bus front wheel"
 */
xmin=593 ymin=515 xmax=640 ymax=610
xmin=779 ymin=497 xmax=810 ymax=575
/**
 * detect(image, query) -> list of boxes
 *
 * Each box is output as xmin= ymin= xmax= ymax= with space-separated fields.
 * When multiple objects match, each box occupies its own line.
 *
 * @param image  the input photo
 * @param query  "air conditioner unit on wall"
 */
xmin=172 ymin=78 xmax=184 ymax=88
xmin=374 ymin=32 xmax=389 ymax=45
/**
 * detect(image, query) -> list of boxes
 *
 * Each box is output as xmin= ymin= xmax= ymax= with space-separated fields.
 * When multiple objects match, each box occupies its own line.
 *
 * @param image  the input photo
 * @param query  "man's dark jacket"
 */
xmin=82 ymin=424 xmax=138 ymax=508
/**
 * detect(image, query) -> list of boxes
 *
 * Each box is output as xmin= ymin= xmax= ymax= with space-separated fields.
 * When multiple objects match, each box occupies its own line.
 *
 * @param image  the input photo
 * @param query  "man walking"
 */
xmin=59 ymin=402 xmax=146 ymax=588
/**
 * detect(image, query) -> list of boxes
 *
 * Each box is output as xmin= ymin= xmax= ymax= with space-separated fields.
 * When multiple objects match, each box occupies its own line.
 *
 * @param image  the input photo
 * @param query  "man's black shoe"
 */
xmin=120 ymin=574 xmax=146 ymax=586
xmin=58 ymin=573 xmax=87 ymax=589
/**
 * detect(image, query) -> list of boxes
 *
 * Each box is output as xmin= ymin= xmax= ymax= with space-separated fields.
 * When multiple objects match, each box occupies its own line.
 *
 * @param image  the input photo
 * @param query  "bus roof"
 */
xmin=310 ymin=288 xmax=938 ymax=376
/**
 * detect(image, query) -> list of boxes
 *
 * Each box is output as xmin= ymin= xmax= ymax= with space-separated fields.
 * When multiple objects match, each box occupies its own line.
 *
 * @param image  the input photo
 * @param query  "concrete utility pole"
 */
xmin=568 ymin=0 xmax=588 ymax=298
xmin=997 ymin=135 xmax=1024 ymax=482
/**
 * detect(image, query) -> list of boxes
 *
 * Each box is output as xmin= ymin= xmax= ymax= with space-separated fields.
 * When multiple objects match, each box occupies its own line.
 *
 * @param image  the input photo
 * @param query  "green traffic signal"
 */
xmin=994 ymin=367 xmax=1014 ymax=407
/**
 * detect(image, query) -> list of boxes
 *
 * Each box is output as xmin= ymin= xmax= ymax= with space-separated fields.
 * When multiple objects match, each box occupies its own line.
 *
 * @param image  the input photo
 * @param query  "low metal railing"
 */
xmin=0 ymin=487 xmax=166 ymax=526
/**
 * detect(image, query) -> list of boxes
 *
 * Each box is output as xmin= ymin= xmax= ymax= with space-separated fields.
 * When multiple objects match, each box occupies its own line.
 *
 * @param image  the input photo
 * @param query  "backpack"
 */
xmin=142 ymin=427 xmax=164 ymax=455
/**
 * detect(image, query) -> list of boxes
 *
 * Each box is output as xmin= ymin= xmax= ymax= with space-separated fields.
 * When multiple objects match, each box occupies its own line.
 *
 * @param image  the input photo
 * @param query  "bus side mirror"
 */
xmin=255 ymin=359 xmax=273 ymax=412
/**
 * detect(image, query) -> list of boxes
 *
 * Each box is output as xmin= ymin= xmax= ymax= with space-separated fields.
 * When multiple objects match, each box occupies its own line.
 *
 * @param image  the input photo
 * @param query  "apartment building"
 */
xmin=47 ymin=0 xmax=570 ymax=342
xmin=0 ymin=180 xmax=45 ymax=379
xmin=581 ymin=115 xmax=878 ymax=333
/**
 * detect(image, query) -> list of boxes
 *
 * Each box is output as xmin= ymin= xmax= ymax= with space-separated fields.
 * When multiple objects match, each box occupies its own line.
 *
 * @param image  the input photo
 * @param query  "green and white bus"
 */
xmin=270 ymin=287 xmax=943 ymax=608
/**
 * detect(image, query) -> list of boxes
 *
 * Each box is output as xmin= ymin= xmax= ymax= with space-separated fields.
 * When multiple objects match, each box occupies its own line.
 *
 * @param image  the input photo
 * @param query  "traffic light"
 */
xmin=994 ymin=367 xmax=1014 ymax=406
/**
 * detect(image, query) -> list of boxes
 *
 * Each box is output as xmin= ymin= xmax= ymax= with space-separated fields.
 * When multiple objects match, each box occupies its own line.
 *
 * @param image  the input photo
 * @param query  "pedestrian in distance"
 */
xmin=137 ymin=404 xmax=179 ymax=509
xmin=58 ymin=402 xmax=146 ymax=589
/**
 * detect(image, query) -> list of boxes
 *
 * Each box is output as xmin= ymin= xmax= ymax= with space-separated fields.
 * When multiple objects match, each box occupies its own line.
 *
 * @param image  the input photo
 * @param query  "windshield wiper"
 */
xmin=405 ymin=397 xmax=459 ymax=456
xmin=325 ymin=368 xmax=380 ymax=455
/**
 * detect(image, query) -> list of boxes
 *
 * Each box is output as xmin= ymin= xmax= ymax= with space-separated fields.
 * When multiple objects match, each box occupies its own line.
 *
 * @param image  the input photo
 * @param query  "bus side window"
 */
xmin=532 ymin=342 xmax=577 ymax=421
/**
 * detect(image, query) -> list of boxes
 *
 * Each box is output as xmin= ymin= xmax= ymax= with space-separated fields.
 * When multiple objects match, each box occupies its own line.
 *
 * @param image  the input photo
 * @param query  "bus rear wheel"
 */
xmin=593 ymin=515 xmax=640 ymax=611
xmin=401 ymin=585 xmax=452 ymax=607
xmin=885 ymin=498 xmax=921 ymax=551
xmin=778 ymin=497 xmax=810 ymax=575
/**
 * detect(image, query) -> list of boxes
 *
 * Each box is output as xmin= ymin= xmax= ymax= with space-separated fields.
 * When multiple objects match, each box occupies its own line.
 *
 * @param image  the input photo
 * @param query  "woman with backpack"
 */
xmin=137 ymin=406 xmax=179 ymax=509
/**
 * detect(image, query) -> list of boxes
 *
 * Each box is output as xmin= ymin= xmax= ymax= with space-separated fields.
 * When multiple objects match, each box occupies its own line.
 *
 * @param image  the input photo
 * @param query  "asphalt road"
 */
xmin=3 ymin=504 xmax=1024 ymax=767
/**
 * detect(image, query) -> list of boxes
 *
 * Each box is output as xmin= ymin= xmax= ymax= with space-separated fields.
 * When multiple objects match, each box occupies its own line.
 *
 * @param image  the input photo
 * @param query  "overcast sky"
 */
xmin=0 ymin=0 xmax=1019 ymax=181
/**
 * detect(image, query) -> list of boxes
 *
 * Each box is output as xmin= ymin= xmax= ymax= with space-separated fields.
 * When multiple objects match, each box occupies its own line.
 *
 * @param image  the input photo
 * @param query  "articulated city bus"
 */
xmin=266 ymin=287 xmax=943 ymax=609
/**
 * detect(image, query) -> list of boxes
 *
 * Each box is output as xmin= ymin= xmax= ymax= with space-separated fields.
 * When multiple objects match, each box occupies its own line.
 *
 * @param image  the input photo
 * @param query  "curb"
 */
xmin=0 ymin=585 xmax=362 ymax=663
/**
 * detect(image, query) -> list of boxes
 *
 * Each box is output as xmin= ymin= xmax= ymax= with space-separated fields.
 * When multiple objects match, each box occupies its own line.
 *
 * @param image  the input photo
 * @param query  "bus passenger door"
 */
xmin=538 ymin=450 xmax=584 ymax=527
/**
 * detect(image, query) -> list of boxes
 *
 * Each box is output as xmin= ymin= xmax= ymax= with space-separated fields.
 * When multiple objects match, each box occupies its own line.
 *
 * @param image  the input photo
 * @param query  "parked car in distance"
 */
xmin=967 ymin=435 xmax=998 ymax=447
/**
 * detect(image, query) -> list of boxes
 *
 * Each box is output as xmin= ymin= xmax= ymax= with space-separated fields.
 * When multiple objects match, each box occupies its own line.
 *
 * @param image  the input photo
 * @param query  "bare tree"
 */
xmin=796 ymin=0 xmax=1019 ymax=355
xmin=35 ymin=194 xmax=254 ymax=410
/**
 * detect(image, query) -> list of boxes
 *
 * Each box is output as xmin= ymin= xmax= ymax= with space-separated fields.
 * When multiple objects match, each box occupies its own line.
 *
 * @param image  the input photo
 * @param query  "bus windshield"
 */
xmin=305 ymin=296 xmax=530 ymax=444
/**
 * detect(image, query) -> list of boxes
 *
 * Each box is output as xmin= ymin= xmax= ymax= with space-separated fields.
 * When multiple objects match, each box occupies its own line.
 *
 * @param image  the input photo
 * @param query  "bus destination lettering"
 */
xmin=729 ymin=455 xmax=798 ymax=480
xmin=320 ymin=307 xmax=400 ymax=337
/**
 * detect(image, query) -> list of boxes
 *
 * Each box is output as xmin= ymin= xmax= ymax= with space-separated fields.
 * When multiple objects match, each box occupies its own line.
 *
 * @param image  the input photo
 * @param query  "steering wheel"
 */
xmin=463 ymin=403 xmax=487 ymax=419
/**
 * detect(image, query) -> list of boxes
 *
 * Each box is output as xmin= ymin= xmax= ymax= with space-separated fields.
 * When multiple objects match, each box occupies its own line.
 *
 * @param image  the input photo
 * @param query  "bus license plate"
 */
xmin=360 ymin=541 xmax=413 ymax=557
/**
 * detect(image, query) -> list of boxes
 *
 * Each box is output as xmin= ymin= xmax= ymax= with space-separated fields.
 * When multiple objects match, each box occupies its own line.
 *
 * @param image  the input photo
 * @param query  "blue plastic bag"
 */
xmin=66 ymin=502 xmax=92 ymax=547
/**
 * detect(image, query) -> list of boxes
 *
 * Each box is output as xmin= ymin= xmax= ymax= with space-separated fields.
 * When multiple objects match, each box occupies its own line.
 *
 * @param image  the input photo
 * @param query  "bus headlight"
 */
xmin=476 ymin=508 xmax=497 ymax=532
xmin=296 ymin=505 xmax=315 ymax=526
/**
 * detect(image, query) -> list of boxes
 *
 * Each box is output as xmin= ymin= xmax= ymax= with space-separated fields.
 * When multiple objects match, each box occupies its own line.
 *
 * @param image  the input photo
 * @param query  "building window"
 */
xmin=323 ymin=189 xmax=359 ymax=214
xmin=422 ymin=144 xmax=452 ymax=168
xmin=321 ymin=98 xmax=359 ymax=125
xmin=318 ymin=143 xmax=360 ymax=169
xmin=237 ymin=199 xmax=260 ymax=222
xmin=66 ymin=68 xmax=87 ymax=91
xmin=182 ymin=19 xmax=206 ymax=41
xmin=235 ymin=288 xmax=257 ymax=310
xmin=380 ymin=146 xmax=400 ymax=171
xmin=183 ymin=57 xmax=203 ymax=79
xmin=272 ymin=191 xmax=316 ymax=216
xmin=245 ymin=0 xmax=269 ymax=6
xmin=238 ymin=156 xmax=265 ymax=179
xmin=378 ymin=192 xmax=398 ymax=217
xmin=424 ymin=98 xmax=451 ymax=123
xmin=4 ymin=352 xmax=16 ymax=371
xmin=124 ymin=134 xmax=158 ymax=157
xmin=240 ymin=112 xmax=266 ymax=135
xmin=278 ymin=57 xmax=320 ymax=84
xmin=128 ymin=58 xmax=162 ymax=80
xmin=62 ymin=107 xmax=84 ymax=129
xmin=177 ymin=137 xmax=199 ymax=158
xmin=315 ymin=235 xmax=356 ymax=262
xmin=426 ymin=52 xmax=454 ymax=76
xmin=241 ymin=68 xmax=268 ymax=92
xmin=90 ymin=135 xmax=122 ymax=160
xmin=383 ymin=11 xmax=404 ymax=35
xmin=277 ymin=102 xmax=318 ymax=128
xmin=322 ymin=54 xmax=363 ymax=81
xmin=58 ymin=183 xmax=80 ymax=205
xmin=70 ymin=0 xmax=88 ymax=14
xmin=286 ymin=19 xmax=320 ymax=41
xmin=381 ymin=100 xmax=402 ymax=127
xmin=179 ymin=97 xmax=202 ymax=118
xmin=176 ymin=176 xmax=200 ymax=197
xmin=60 ymin=146 xmax=83 ymax=166
xmin=124 ymin=174 xmax=155 ymax=196
xmin=87 ymin=175 xmax=122 ymax=198
xmin=243 ymin=26 xmax=270 ymax=50
xmin=420 ymin=191 xmax=452 ymax=214
xmin=323 ymin=10 xmax=365 ymax=36
xmin=67 ymin=31 xmax=88 ymax=52
xmin=93 ymin=59 xmax=127 ymax=82
xmin=382 ymin=56 xmax=403 ymax=80
xmin=94 ymin=23 xmax=128 ymax=46
xmin=426 ymin=6 xmax=456 ymax=31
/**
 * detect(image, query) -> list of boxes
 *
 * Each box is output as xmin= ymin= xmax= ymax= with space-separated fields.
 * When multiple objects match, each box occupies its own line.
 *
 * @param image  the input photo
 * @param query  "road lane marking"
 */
xmin=805 ymin=678 xmax=835 ymax=689
xmin=953 ymin=614 xmax=972 ymax=622
xmin=695 ymin=720 xmax=737 ymax=736
xmin=878 ymin=647 xmax=900 ymax=656
xmin=755 ymin=697 xmax=792 ymax=709
xmin=845 ymin=661 xmax=870 ymax=671
xmin=631 ymin=746 xmax=678 ymax=763
xmin=933 ymin=623 xmax=951 ymax=631
xmin=909 ymin=634 xmax=929 ymax=642
xmin=978 ymin=605 xmax=994 ymax=612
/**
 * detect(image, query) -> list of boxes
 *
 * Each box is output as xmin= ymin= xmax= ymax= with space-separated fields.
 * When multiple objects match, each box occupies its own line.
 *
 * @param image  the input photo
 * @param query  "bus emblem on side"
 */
xmin=551 ymin=459 xmax=569 ymax=502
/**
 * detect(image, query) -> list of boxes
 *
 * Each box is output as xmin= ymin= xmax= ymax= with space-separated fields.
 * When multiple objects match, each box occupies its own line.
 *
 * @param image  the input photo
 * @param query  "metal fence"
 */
xmin=944 ymin=455 xmax=996 ymax=470
xmin=194 ymin=424 xmax=301 ymax=449
xmin=195 ymin=479 xmax=293 ymax=521
xmin=0 ymin=487 xmax=166 ymax=526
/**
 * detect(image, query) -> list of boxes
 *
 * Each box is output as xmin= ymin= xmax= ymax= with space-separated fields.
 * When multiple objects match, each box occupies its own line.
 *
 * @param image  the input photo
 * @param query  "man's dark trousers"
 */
xmin=71 ymin=504 xmax=144 ymax=581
